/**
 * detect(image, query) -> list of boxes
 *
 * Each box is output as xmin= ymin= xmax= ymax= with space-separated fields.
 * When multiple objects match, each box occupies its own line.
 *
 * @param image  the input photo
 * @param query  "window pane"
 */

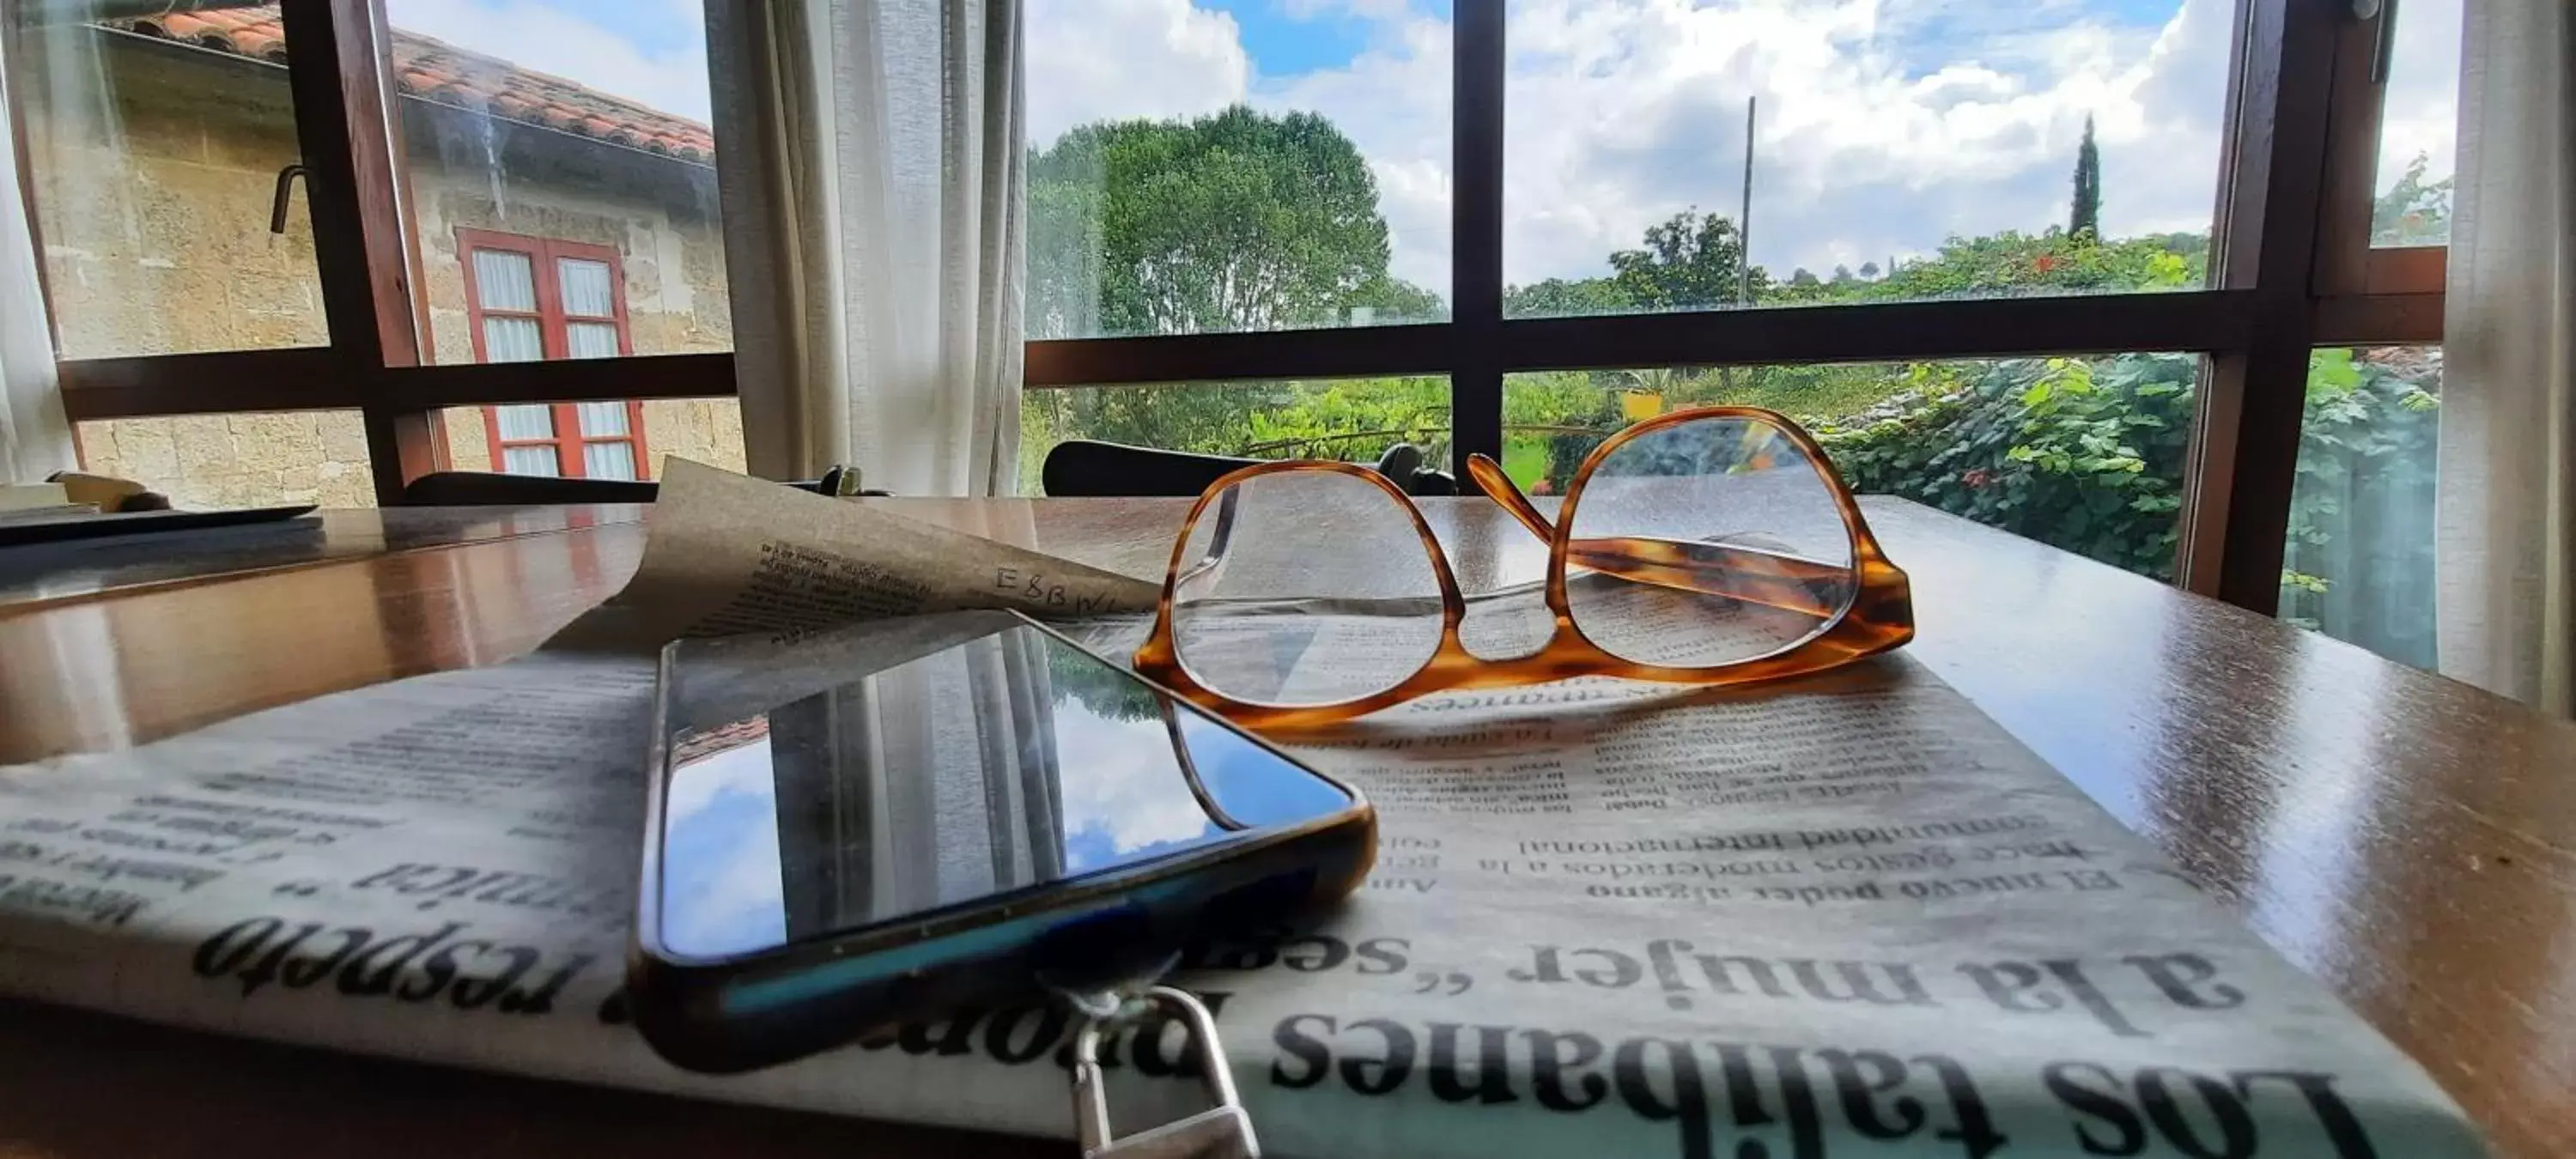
xmin=482 ymin=315 xmax=544 ymax=361
xmin=471 ymin=248 xmax=538 ymax=312
xmin=1504 ymin=3 xmax=2227 ymax=319
xmin=1021 ymin=378 xmax=1453 ymax=495
xmin=558 ymin=257 xmax=615 ymax=317
xmin=574 ymin=400 xmax=629 ymax=438
xmin=14 ymin=7 xmax=325 ymax=358
xmin=1024 ymin=3 xmax=1451 ymax=337
xmin=501 ymin=445 xmax=562 ymax=476
xmin=76 ymin=411 xmax=374 ymax=508
xmin=1505 ymin=356 xmax=2200 ymax=582
xmin=2372 ymin=0 xmax=2460 ymax=246
xmin=2279 ymin=348 xmax=2440 ymax=668
xmin=583 ymin=440 xmax=638 ymax=481
xmin=493 ymin=404 xmax=554 ymax=441
xmin=566 ymin=321 xmax=620 ymax=359
xmin=440 ymin=399 xmax=739 ymax=479
xmin=391 ymin=4 xmax=730 ymax=361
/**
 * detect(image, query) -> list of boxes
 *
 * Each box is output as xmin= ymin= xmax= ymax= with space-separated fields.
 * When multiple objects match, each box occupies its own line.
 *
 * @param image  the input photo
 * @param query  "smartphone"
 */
xmin=630 ymin=610 xmax=1376 ymax=1073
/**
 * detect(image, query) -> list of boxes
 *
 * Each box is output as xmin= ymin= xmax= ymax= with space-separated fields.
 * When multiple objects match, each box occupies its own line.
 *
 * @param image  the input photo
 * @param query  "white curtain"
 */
xmin=0 ymin=40 xmax=73 ymax=486
xmin=706 ymin=0 xmax=1026 ymax=496
xmin=2436 ymin=0 xmax=2574 ymax=717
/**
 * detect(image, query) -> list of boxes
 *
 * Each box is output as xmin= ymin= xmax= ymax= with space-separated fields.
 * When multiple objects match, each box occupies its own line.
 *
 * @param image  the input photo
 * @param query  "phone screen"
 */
xmin=653 ymin=620 xmax=1355 ymax=962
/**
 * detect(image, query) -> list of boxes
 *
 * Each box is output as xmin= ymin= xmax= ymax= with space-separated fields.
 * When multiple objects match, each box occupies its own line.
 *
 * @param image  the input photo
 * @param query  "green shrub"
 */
xmin=1814 ymin=349 xmax=2441 ymax=641
xmin=1816 ymin=355 xmax=2197 ymax=580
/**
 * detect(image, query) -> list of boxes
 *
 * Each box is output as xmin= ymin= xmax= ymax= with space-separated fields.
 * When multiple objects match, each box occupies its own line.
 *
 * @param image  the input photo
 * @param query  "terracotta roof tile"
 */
xmin=104 ymin=4 xmax=714 ymax=164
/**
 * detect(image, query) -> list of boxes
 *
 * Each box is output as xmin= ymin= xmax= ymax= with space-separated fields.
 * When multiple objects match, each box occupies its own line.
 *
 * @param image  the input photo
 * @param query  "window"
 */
xmin=1507 ymin=356 xmax=2198 ymax=581
xmin=2279 ymin=347 xmax=2440 ymax=669
xmin=458 ymin=231 xmax=646 ymax=479
xmin=1024 ymin=378 xmax=1453 ymax=495
xmin=1021 ymin=1 xmax=1453 ymax=337
xmin=11 ymin=6 xmax=325 ymax=358
xmin=459 ymin=230 xmax=632 ymax=362
xmin=2372 ymin=0 xmax=2460 ymax=247
xmin=15 ymin=0 xmax=2451 ymax=635
xmin=385 ymin=2 xmax=732 ymax=362
xmin=1500 ymin=0 xmax=2228 ymax=319
xmin=478 ymin=401 xmax=649 ymax=481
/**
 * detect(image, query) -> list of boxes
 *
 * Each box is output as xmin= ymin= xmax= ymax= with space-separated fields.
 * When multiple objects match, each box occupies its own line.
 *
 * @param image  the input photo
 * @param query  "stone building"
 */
xmin=20 ymin=5 xmax=746 ymax=508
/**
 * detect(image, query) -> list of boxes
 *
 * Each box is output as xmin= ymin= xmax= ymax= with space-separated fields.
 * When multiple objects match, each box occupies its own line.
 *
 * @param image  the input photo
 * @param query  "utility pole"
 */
xmin=1716 ymin=96 xmax=1757 ymax=399
xmin=1737 ymin=96 xmax=1758 ymax=307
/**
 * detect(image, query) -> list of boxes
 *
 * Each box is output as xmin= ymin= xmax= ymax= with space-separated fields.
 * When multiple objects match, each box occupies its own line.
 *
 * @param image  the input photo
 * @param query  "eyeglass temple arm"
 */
xmin=1465 ymin=453 xmax=1842 ymax=620
xmin=1465 ymin=454 xmax=1560 ymax=542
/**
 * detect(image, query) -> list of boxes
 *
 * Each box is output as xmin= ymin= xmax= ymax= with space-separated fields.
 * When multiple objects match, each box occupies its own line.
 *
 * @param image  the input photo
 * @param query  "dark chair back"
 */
xmin=1039 ymin=441 xmax=1262 ymax=498
xmin=1041 ymin=440 xmax=1460 ymax=498
xmin=401 ymin=471 xmax=661 ymax=506
xmin=399 ymin=470 xmax=865 ymax=506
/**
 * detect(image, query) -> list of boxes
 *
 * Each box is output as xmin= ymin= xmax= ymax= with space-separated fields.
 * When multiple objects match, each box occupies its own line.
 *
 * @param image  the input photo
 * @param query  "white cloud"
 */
xmin=1496 ymin=0 xmax=2236 ymax=282
xmin=385 ymin=0 xmax=714 ymax=122
xmin=1049 ymin=705 xmax=1215 ymax=854
xmin=1027 ymin=0 xmax=2273 ymax=290
xmin=1024 ymin=0 xmax=1250 ymax=145
xmin=1260 ymin=10 xmax=1455 ymax=294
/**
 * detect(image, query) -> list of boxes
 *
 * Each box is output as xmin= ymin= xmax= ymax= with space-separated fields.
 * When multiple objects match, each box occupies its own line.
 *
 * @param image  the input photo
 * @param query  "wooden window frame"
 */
xmin=456 ymin=229 xmax=638 ymax=362
xmin=481 ymin=402 xmax=651 ymax=480
xmin=2312 ymin=0 xmax=2446 ymax=346
xmin=458 ymin=230 xmax=647 ymax=479
xmin=18 ymin=0 xmax=2446 ymax=619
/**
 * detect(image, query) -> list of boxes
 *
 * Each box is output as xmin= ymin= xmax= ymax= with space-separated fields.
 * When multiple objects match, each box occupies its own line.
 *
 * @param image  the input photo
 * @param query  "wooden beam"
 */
xmin=1448 ymin=0 xmax=1505 ymax=473
xmin=281 ymin=0 xmax=422 ymax=372
xmin=58 ymin=349 xmax=353 ymax=419
xmin=2365 ymin=245 xmax=2446 ymax=295
xmin=375 ymin=352 xmax=737 ymax=409
xmin=1025 ymin=325 xmax=1451 ymax=388
xmin=1497 ymin=291 xmax=2257 ymax=371
xmin=2316 ymin=292 xmax=2444 ymax=346
xmin=2312 ymin=0 xmax=2387 ymax=296
xmin=2179 ymin=0 xmax=2341 ymax=608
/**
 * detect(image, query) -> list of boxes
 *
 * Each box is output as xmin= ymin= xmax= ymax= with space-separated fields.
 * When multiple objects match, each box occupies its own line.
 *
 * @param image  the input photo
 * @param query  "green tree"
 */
xmin=1503 ymin=276 xmax=1633 ymax=318
xmin=2370 ymin=153 xmax=2453 ymax=245
xmin=1349 ymin=274 xmax=1448 ymax=322
xmin=1027 ymin=106 xmax=1405 ymax=337
xmin=2070 ymin=114 xmax=2102 ymax=238
xmin=1608 ymin=209 xmax=1771 ymax=309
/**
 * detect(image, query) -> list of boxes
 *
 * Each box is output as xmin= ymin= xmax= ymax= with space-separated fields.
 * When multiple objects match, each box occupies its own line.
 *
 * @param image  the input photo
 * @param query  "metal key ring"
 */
xmin=1069 ymin=986 xmax=1259 ymax=1159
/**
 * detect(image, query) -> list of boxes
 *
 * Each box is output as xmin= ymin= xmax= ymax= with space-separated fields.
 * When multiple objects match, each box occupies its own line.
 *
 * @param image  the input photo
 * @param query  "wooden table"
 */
xmin=1 ymin=498 xmax=2570 ymax=1157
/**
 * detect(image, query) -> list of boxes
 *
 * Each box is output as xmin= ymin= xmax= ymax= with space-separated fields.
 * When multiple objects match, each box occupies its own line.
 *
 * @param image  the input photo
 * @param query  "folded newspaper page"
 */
xmin=0 ymin=464 xmax=2486 ymax=1157
xmin=550 ymin=458 xmax=1162 ymax=650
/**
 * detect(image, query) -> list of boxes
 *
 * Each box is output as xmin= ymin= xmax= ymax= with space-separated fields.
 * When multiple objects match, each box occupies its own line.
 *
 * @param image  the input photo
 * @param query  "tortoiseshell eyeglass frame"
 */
xmin=1134 ymin=404 xmax=1916 ymax=729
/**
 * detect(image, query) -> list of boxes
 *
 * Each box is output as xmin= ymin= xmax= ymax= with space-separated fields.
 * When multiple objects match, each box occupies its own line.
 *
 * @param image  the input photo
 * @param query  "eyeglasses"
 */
xmin=1133 ymin=405 xmax=1914 ymax=728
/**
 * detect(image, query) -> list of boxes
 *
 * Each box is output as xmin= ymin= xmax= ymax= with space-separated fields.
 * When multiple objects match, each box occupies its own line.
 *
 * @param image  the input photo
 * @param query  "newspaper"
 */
xmin=0 ymin=462 xmax=2486 ymax=1156
xmin=551 ymin=457 xmax=1161 ymax=650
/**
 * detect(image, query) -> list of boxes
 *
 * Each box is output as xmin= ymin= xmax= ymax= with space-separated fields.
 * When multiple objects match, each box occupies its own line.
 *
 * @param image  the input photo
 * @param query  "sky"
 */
xmin=386 ymin=0 xmax=2461 ymax=296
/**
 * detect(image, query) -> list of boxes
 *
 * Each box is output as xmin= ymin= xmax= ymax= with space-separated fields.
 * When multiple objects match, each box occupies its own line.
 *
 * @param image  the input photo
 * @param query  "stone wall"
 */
xmin=32 ymin=27 xmax=745 ymax=507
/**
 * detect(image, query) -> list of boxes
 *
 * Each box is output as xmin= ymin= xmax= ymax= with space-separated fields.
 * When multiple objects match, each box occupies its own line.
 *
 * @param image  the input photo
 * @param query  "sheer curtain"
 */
xmin=2436 ymin=0 xmax=2573 ymax=716
xmin=0 ymin=42 xmax=73 ymax=485
xmin=706 ymin=0 xmax=1025 ymax=496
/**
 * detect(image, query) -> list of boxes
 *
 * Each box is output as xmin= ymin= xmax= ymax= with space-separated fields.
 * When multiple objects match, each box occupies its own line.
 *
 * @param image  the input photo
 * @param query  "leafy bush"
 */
xmin=1814 ymin=350 xmax=2441 ymax=629
xmin=2279 ymin=349 xmax=2441 ymax=665
xmin=1815 ymin=355 xmax=2196 ymax=579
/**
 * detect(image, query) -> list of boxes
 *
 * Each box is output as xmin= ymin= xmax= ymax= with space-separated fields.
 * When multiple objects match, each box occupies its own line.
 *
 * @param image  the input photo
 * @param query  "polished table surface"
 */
xmin=0 ymin=497 xmax=2571 ymax=1157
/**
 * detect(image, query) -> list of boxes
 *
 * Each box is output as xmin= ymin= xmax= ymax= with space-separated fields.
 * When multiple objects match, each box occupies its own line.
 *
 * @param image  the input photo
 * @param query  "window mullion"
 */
xmin=1446 ymin=0 xmax=1505 ymax=476
xmin=281 ymin=0 xmax=440 ymax=498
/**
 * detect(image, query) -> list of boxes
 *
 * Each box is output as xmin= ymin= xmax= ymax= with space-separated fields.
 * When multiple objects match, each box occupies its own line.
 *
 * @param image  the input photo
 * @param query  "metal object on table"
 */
xmin=1067 ymin=986 xmax=1257 ymax=1159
